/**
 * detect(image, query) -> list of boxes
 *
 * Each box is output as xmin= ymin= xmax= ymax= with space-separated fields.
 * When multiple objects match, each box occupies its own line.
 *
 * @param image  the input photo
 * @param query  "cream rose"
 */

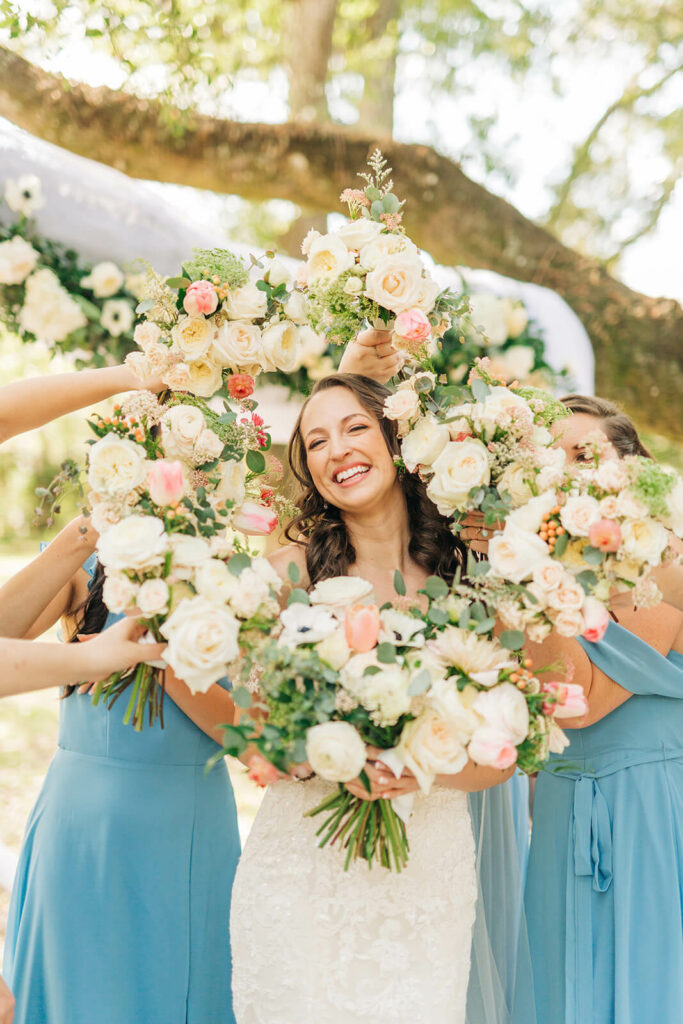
xmin=428 ymin=678 xmax=482 ymax=740
xmin=194 ymin=558 xmax=239 ymax=604
xmin=473 ymin=683 xmax=529 ymax=744
xmin=483 ymin=386 xmax=532 ymax=423
xmin=336 ymin=218 xmax=384 ymax=251
xmin=383 ymin=385 xmax=421 ymax=426
xmin=358 ymin=232 xmax=414 ymax=271
xmin=133 ymin=321 xmax=162 ymax=350
xmin=306 ymin=722 xmax=367 ymax=783
xmin=400 ymin=414 xmax=450 ymax=473
xmin=364 ymin=253 xmax=425 ymax=314
xmin=187 ymin=357 xmax=223 ymax=398
xmin=161 ymin=596 xmax=240 ymax=693
xmin=316 ymin=628 xmax=352 ymax=670
xmin=531 ymin=558 xmax=567 ymax=593
xmin=136 ymin=578 xmax=170 ymax=616
xmin=599 ymin=495 xmax=620 ymax=519
xmin=171 ymin=314 xmax=214 ymax=362
xmin=620 ymin=518 xmax=669 ymax=566
xmin=169 ymin=533 xmax=211 ymax=577
xmin=97 ymin=515 xmax=169 ymax=572
xmin=102 ymin=573 xmax=138 ymax=614
xmin=595 ymin=459 xmax=629 ymax=492
xmin=223 ymin=283 xmax=268 ymax=320
xmin=309 ymin=576 xmax=374 ymax=611
xmin=498 ymin=463 xmax=535 ymax=507
xmin=553 ymin=609 xmax=586 ymax=637
xmin=212 ymin=321 xmax=263 ymax=372
xmin=468 ymin=293 xmax=508 ymax=345
xmin=161 ymin=405 xmax=205 ymax=461
xmin=230 ymin=567 xmax=271 ymax=618
xmin=260 ymin=320 xmax=302 ymax=373
xmin=0 ymin=235 xmax=39 ymax=285
xmin=615 ymin=491 xmax=649 ymax=520
xmin=426 ymin=439 xmax=491 ymax=515
xmin=488 ymin=524 xmax=550 ymax=583
xmin=413 ymin=276 xmax=441 ymax=315
xmin=343 ymin=276 xmax=364 ymax=296
xmin=398 ymin=710 xmax=469 ymax=794
xmin=81 ymin=261 xmax=124 ymax=298
xmin=282 ymin=290 xmax=308 ymax=324
xmin=547 ymin=575 xmax=586 ymax=612
xmin=193 ymin=428 xmax=224 ymax=464
xmin=307 ymin=234 xmax=356 ymax=283
xmin=560 ymin=494 xmax=602 ymax=537
xmin=88 ymin=435 xmax=148 ymax=496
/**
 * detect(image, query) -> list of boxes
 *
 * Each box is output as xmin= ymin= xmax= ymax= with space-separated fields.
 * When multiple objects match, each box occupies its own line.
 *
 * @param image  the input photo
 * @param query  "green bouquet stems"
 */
xmin=305 ymin=785 xmax=409 ymax=873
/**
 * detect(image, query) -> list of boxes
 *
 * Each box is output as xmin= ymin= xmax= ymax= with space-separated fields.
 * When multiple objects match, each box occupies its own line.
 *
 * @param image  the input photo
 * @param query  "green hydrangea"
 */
xmin=628 ymin=458 xmax=676 ymax=518
xmin=182 ymin=248 xmax=249 ymax=289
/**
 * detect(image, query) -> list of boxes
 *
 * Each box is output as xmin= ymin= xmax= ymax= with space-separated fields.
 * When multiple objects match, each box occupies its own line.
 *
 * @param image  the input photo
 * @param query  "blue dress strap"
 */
xmin=82 ymin=553 xmax=98 ymax=580
xmin=577 ymin=619 xmax=683 ymax=698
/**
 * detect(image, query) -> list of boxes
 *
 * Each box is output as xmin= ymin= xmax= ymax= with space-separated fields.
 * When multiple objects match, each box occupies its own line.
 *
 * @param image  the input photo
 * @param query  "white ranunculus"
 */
xmin=194 ymin=558 xmax=239 ymax=604
xmin=426 ymin=439 xmax=491 ymax=515
xmin=230 ymin=567 xmax=270 ymax=618
xmin=507 ymin=490 xmax=557 ymax=533
xmin=306 ymin=722 xmax=367 ymax=783
xmin=358 ymin=232 xmax=415 ymax=271
xmin=307 ymin=233 xmax=356 ymax=283
xmin=488 ymin=524 xmax=550 ymax=583
xmin=531 ymin=558 xmax=567 ymax=593
xmin=193 ymin=428 xmax=223 ymax=464
xmin=468 ymin=293 xmax=508 ymax=345
xmin=379 ymin=609 xmax=427 ymax=648
xmin=19 ymin=268 xmax=87 ymax=342
xmin=161 ymin=596 xmax=240 ymax=693
xmin=171 ymin=314 xmax=215 ymax=362
xmin=223 ymin=283 xmax=268 ymax=321
xmin=595 ymin=458 xmax=629 ymax=492
xmin=383 ymin=385 xmax=421 ymax=426
xmin=401 ymin=414 xmax=450 ymax=473
xmin=260 ymin=320 xmax=301 ymax=373
xmin=279 ymin=603 xmax=338 ymax=646
xmin=215 ymin=458 xmax=246 ymax=506
xmin=90 ymin=501 xmax=122 ymax=534
xmin=81 ymin=261 xmax=124 ymax=298
xmin=398 ymin=710 xmax=469 ymax=794
xmin=88 ymin=435 xmax=148 ymax=495
xmin=5 ymin=174 xmax=44 ymax=217
xmin=560 ymin=495 xmax=601 ymax=538
xmin=212 ymin=321 xmax=263 ymax=372
xmin=308 ymin=576 xmax=374 ymax=611
xmin=97 ymin=515 xmax=169 ymax=572
xmin=282 ymin=289 xmax=308 ymax=324
xmin=498 ymin=462 xmax=535 ymax=507
xmin=136 ymin=578 xmax=170 ymax=616
xmin=169 ymin=533 xmax=211 ymax=576
xmin=473 ymin=682 xmax=529 ymax=744
xmin=0 ymin=235 xmax=39 ymax=284
xmin=101 ymin=299 xmax=134 ymax=337
xmin=620 ymin=518 xmax=669 ymax=566
xmin=187 ymin=357 xmax=224 ymax=398
xmin=102 ymin=573 xmax=138 ymax=614
xmin=316 ymin=627 xmax=351 ymax=670
xmin=343 ymin=275 xmax=364 ymax=295
xmin=161 ymin=405 xmax=206 ymax=461
xmin=364 ymin=253 xmax=425 ymax=314
xmin=336 ymin=218 xmax=384 ymax=251
xmin=662 ymin=479 xmax=683 ymax=536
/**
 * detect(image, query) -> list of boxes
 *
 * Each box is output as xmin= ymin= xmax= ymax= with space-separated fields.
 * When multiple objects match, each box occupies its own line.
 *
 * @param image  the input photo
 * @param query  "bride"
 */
xmin=230 ymin=373 xmax=521 ymax=1024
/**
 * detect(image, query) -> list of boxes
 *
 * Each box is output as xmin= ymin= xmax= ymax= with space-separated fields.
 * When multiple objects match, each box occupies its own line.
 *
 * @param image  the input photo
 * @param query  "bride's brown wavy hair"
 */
xmin=285 ymin=373 xmax=466 ymax=587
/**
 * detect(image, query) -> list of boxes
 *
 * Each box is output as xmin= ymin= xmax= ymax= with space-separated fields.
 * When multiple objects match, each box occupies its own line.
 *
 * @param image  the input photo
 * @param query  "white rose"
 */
xmin=0 ymin=236 xmax=39 ymax=284
xmin=81 ymin=261 xmax=124 ymax=298
xmin=169 ymin=533 xmax=211 ymax=576
xmin=413 ymin=276 xmax=441 ymax=315
xmin=137 ymin=578 xmax=170 ymax=616
xmin=193 ymin=428 xmax=224 ymax=464
xmin=343 ymin=276 xmax=364 ymax=296
xmin=560 ymin=495 xmax=601 ymax=537
xmin=215 ymin=458 xmax=246 ymax=506
xmin=401 ymin=414 xmax=450 ymax=472
xmin=260 ymin=320 xmax=302 ymax=373
xmin=101 ymin=299 xmax=134 ymax=337
xmin=231 ymin=567 xmax=270 ymax=618
xmin=428 ymin=678 xmax=482 ymax=740
xmin=553 ymin=609 xmax=586 ymax=637
xmin=133 ymin=321 xmax=162 ymax=350
xmin=316 ymin=628 xmax=351 ymax=670
xmin=501 ymin=298 xmax=529 ymax=338
xmin=620 ymin=518 xmax=669 ymax=566
xmin=336 ymin=218 xmax=384 ymax=250
xmin=187 ymin=357 xmax=223 ymax=398
xmin=307 ymin=233 xmax=356 ymax=283
xmin=468 ymin=293 xmax=508 ymax=345
xmin=383 ymin=386 xmax=421 ymax=426
xmin=398 ymin=710 xmax=469 ymax=794
xmin=358 ymin=232 xmax=415 ymax=271
xmin=308 ymin=576 xmax=374 ymax=611
xmin=266 ymin=258 xmax=291 ymax=288
xmin=494 ymin=346 xmax=535 ymax=383
xmin=88 ymin=435 xmax=147 ymax=495
xmin=297 ymin=326 xmax=328 ymax=369
xmin=615 ymin=491 xmax=649 ymax=520
xmin=102 ymin=573 xmax=138 ymax=614
xmin=19 ymin=268 xmax=87 ymax=342
xmin=488 ymin=524 xmax=550 ymax=583
xmin=97 ymin=515 xmax=169 ymax=572
xmin=531 ymin=558 xmax=567 ymax=593
xmin=662 ymin=479 xmax=683 ymax=536
xmin=223 ymin=283 xmax=268 ymax=320
xmin=282 ymin=290 xmax=308 ymax=324
xmin=250 ymin=557 xmax=283 ymax=594
xmin=483 ymin=385 xmax=532 ymax=423
xmin=498 ymin=463 xmax=535 ymax=507
xmin=194 ymin=558 xmax=239 ymax=604
xmin=213 ymin=321 xmax=263 ymax=372
xmin=5 ymin=174 xmax=44 ymax=217
xmin=161 ymin=596 xmax=240 ymax=693
xmin=507 ymin=491 xmax=557 ymax=533
xmin=364 ymin=253 xmax=425 ymax=314
xmin=280 ymin=603 xmax=338 ymax=646
xmin=306 ymin=722 xmax=367 ymax=783
xmin=547 ymin=575 xmax=586 ymax=612
xmin=426 ymin=439 xmax=491 ymax=515
xmin=161 ymin=405 xmax=206 ymax=460
xmin=90 ymin=501 xmax=122 ymax=534
xmin=473 ymin=682 xmax=529 ymax=744
xmin=595 ymin=459 xmax=629 ymax=492
xmin=171 ymin=314 xmax=215 ymax=362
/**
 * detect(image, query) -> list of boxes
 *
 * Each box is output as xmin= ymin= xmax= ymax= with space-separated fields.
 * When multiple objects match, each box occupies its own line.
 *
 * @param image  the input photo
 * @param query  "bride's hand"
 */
xmin=344 ymin=749 xmax=420 ymax=801
xmin=338 ymin=329 xmax=404 ymax=384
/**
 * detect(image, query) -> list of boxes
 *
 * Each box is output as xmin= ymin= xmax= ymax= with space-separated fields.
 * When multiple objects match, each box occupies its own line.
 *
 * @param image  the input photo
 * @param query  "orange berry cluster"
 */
xmin=509 ymin=657 xmax=535 ymax=691
xmin=107 ymin=405 xmax=145 ymax=443
xmin=538 ymin=507 xmax=564 ymax=552
xmin=211 ymin=274 xmax=231 ymax=301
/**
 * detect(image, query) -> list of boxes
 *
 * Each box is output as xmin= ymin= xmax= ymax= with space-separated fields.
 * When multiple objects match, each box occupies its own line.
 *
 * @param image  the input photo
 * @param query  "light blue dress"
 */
xmin=3 ymin=556 xmax=241 ymax=1024
xmin=525 ymin=620 xmax=683 ymax=1024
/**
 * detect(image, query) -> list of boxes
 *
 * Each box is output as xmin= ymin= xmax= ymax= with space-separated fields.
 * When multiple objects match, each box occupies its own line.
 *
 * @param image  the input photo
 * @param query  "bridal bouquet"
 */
xmin=387 ymin=358 xmax=569 ymax=530
xmin=299 ymin=150 xmax=466 ymax=353
xmin=222 ymin=571 xmax=585 ymax=871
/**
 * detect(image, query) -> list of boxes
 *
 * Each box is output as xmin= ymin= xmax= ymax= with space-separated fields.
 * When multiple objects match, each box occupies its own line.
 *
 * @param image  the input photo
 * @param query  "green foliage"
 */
xmin=181 ymin=248 xmax=249 ymax=288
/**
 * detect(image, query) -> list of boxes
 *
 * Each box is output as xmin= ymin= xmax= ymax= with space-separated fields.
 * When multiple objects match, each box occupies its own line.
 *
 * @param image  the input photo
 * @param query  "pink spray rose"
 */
xmin=183 ymin=280 xmax=219 ymax=316
xmin=147 ymin=460 xmax=185 ymax=506
xmin=588 ymin=518 xmax=622 ymax=553
xmin=394 ymin=307 xmax=431 ymax=343
xmin=542 ymin=682 xmax=589 ymax=719
xmin=247 ymin=753 xmax=281 ymax=787
xmin=345 ymin=604 xmax=381 ymax=653
xmin=582 ymin=596 xmax=610 ymax=643
xmin=232 ymin=501 xmax=278 ymax=535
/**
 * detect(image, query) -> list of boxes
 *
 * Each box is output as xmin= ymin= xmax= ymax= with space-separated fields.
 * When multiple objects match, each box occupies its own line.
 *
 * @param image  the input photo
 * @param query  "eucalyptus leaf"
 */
xmin=471 ymin=378 xmax=491 ymax=402
xmin=393 ymin=569 xmax=407 ymax=596
xmin=428 ymin=606 xmax=449 ymax=626
xmin=382 ymin=192 xmax=400 ymax=213
xmin=474 ymin=616 xmax=496 ymax=634
xmin=424 ymin=575 xmax=449 ymax=599
xmin=553 ymin=532 xmax=569 ymax=557
xmin=287 ymin=588 xmax=311 ymax=606
xmin=582 ymin=545 xmax=605 ymax=565
xmin=228 ymin=552 xmax=251 ymax=576
xmin=408 ymin=668 xmax=432 ymax=696
xmin=376 ymin=642 xmax=397 ymax=664
xmin=576 ymin=569 xmax=598 ymax=593
xmin=371 ymin=199 xmax=385 ymax=219
xmin=499 ymin=629 xmax=526 ymax=650
xmin=232 ymin=686 xmax=252 ymax=710
xmin=287 ymin=561 xmax=301 ymax=584
xmin=165 ymin=276 xmax=191 ymax=289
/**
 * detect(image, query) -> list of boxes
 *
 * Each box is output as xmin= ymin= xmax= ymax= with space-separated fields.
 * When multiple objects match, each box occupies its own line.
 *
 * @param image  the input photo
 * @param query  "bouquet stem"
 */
xmin=305 ymin=786 xmax=409 ymax=872
xmin=92 ymin=663 xmax=166 ymax=730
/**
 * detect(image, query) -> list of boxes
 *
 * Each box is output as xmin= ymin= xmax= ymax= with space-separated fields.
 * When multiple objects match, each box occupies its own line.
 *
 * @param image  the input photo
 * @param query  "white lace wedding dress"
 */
xmin=231 ymin=777 xmax=478 ymax=1024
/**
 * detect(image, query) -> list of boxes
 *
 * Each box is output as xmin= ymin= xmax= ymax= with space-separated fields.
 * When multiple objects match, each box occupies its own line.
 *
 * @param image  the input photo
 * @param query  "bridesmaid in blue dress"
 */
xmin=523 ymin=394 xmax=683 ymax=1024
xmin=3 ymin=551 xmax=241 ymax=1024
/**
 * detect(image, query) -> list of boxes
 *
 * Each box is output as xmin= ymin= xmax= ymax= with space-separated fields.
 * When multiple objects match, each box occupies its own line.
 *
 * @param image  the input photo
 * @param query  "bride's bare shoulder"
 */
xmin=268 ymin=542 xmax=309 ymax=588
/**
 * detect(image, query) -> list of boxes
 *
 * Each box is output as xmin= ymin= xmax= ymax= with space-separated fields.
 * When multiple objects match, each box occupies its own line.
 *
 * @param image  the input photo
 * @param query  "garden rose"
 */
xmin=169 ymin=533 xmax=211 ymax=576
xmin=136 ymin=578 xmax=170 ymax=617
xmin=282 ymin=290 xmax=308 ymax=324
xmin=343 ymin=276 xmax=364 ymax=295
xmin=336 ymin=217 xmax=384 ymax=250
xmin=620 ymin=518 xmax=668 ymax=566
xmin=133 ymin=321 xmax=162 ymax=349
xmin=553 ymin=609 xmax=586 ymax=637
xmin=488 ymin=524 xmax=549 ymax=583
xmin=161 ymin=596 xmax=240 ymax=692
xmin=161 ymin=405 xmax=205 ymax=460
xmin=223 ymin=283 xmax=268 ymax=320
xmin=560 ymin=494 xmax=602 ymax=537
xmin=383 ymin=385 xmax=421 ymax=427
xmin=547 ymin=576 xmax=586 ymax=613
xmin=183 ymin=280 xmax=219 ymax=316
xmin=97 ymin=515 xmax=168 ymax=572
xmin=88 ymin=435 xmax=147 ymax=495
xmin=81 ymin=261 xmax=124 ymax=298
xmin=230 ymin=568 xmax=271 ymax=618
xmin=307 ymin=234 xmax=356 ymax=283
xmin=194 ymin=558 xmax=239 ymax=604
xmin=187 ymin=358 xmax=224 ymax=398
xmin=588 ymin=518 xmax=622 ymax=552
xmin=394 ymin=307 xmax=431 ymax=344
xmin=364 ymin=253 xmax=425 ymax=314
xmin=265 ymin=258 xmax=291 ymax=288
xmin=260 ymin=320 xmax=302 ymax=373
xmin=213 ymin=321 xmax=262 ymax=373
xmin=0 ymin=235 xmax=39 ymax=285
xmin=306 ymin=722 xmax=367 ymax=783
xmin=498 ymin=463 xmax=535 ymax=507
xmin=595 ymin=458 xmax=629 ymax=491
xmin=400 ymin=414 xmax=449 ymax=472
xmin=398 ymin=710 xmax=469 ymax=794
xmin=162 ymin=363 xmax=191 ymax=391
xmin=227 ymin=373 xmax=255 ymax=400
xmin=102 ymin=573 xmax=138 ymax=614
xmin=426 ymin=439 xmax=491 ymax=515
xmin=171 ymin=314 xmax=214 ymax=362
xmin=531 ymin=558 xmax=566 ymax=593
xmin=147 ymin=460 xmax=185 ymax=506
xmin=358 ymin=232 xmax=414 ymax=271
xmin=474 ymin=683 xmax=529 ymax=751
xmin=309 ymin=576 xmax=374 ymax=611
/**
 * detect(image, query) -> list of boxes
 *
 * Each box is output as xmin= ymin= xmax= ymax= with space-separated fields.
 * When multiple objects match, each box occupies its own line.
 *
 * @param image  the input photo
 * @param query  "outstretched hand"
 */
xmin=76 ymin=618 xmax=166 ymax=686
xmin=344 ymin=746 xmax=420 ymax=801
xmin=339 ymin=329 xmax=404 ymax=384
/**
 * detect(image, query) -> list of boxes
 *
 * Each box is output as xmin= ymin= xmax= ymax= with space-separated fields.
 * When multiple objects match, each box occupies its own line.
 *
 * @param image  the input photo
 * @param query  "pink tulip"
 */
xmin=232 ymin=501 xmax=278 ymax=535
xmin=147 ymin=460 xmax=185 ymax=506
xmin=468 ymin=728 xmax=518 ymax=770
xmin=542 ymin=681 xmax=589 ymax=719
xmin=345 ymin=604 xmax=381 ymax=652
xmin=183 ymin=279 xmax=219 ymax=316
xmin=394 ymin=307 xmax=431 ymax=343
xmin=588 ymin=518 xmax=622 ymax=553
xmin=582 ymin=596 xmax=610 ymax=643
xmin=247 ymin=754 xmax=281 ymax=787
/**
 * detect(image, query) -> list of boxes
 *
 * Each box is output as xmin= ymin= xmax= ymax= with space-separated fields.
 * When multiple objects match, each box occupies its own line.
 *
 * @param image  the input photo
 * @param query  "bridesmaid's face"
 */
xmin=551 ymin=412 xmax=611 ymax=464
xmin=301 ymin=386 xmax=399 ymax=514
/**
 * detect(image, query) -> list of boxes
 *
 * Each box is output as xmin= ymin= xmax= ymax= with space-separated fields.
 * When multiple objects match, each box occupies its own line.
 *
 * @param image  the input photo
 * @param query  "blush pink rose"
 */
xmin=232 ymin=501 xmax=278 ymax=535
xmin=468 ymin=727 xmax=519 ymax=770
xmin=542 ymin=681 xmax=588 ymax=719
xmin=582 ymin=596 xmax=610 ymax=643
xmin=147 ymin=460 xmax=185 ymax=506
xmin=247 ymin=753 xmax=281 ymax=787
xmin=394 ymin=307 xmax=431 ymax=343
xmin=183 ymin=280 xmax=219 ymax=316
xmin=345 ymin=604 xmax=381 ymax=653
xmin=588 ymin=518 xmax=622 ymax=553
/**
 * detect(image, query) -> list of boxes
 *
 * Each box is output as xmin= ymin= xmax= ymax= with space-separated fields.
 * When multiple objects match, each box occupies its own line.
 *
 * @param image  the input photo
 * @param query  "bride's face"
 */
xmin=551 ymin=411 xmax=608 ymax=464
xmin=301 ymin=386 xmax=399 ymax=514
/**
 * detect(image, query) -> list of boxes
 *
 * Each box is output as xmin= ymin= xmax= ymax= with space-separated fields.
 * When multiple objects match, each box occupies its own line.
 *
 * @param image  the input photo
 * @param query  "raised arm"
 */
xmin=338 ymin=329 xmax=403 ymax=384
